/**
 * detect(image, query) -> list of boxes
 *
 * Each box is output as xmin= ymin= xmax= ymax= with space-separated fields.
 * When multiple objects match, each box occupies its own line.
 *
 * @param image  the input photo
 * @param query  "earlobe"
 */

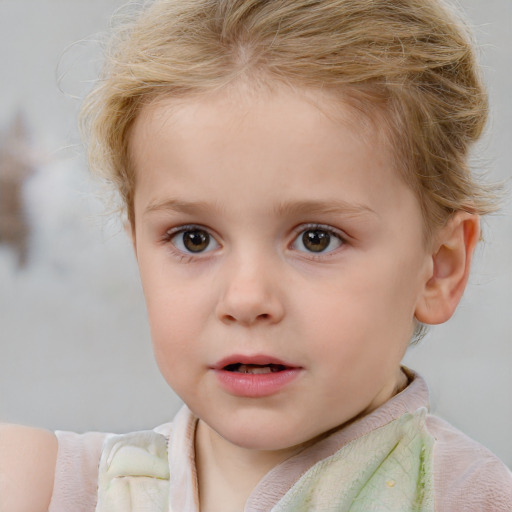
xmin=415 ymin=212 xmax=480 ymax=325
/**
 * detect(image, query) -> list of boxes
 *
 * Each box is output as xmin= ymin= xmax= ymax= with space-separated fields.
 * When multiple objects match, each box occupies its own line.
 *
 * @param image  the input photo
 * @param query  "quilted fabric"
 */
xmin=271 ymin=409 xmax=434 ymax=512
xmin=95 ymin=430 xmax=170 ymax=512
xmin=94 ymin=409 xmax=434 ymax=512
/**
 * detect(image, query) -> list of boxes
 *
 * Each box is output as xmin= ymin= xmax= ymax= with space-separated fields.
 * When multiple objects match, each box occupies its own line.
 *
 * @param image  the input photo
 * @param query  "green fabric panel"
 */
xmin=271 ymin=408 xmax=434 ymax=512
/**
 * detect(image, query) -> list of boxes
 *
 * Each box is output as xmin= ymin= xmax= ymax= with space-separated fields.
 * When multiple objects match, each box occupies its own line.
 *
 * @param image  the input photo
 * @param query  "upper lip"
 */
xmin=211 ymin=354 xmax=300 ymax=370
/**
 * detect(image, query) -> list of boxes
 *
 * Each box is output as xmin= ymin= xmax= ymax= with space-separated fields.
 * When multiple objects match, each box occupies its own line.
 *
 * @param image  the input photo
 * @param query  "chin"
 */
xmin=231 ymin=434 xmax=292 ymax=451
xmin=213 ymin=417 xmax=312 ymax=452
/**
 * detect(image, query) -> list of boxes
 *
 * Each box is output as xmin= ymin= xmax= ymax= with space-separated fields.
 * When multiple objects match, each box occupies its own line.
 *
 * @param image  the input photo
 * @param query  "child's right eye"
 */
xmin=167 ymin=227 xmax=220 ymax=254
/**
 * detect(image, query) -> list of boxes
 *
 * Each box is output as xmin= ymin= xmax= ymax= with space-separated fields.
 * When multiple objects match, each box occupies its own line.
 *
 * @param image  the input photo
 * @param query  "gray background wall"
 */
xmin=0 ymin=1 xmax=510 ymax=467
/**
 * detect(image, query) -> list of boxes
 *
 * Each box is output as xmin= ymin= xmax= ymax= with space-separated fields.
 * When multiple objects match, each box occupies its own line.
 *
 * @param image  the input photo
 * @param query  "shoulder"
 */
xmin=0 ymin=423 xmax=58 ymax=512
xmin=426 ymin=415 xmax=512 ymax=512
xmin=49 ymin=429 xmax=110 ymax=512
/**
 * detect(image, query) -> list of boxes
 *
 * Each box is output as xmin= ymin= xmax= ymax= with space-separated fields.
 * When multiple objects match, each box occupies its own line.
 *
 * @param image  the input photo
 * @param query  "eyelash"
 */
xmin=161 ymin=224 xmax=220 ymax=262
xmin=161 ymin=223 xmax=347 ymax=260
xmin=290 ymin=223 xmax=346 ymax=257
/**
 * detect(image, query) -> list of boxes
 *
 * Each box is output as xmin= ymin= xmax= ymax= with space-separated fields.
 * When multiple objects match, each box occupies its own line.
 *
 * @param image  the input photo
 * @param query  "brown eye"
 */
xmin=182 ymin=229 xmax=210 ymax=252
xmin=292 ymin=227 xmax=343 ymax=254
xmin=302 ymin=230 xmax=330 ymax=252
xmin=170 ymin=227 xmax=219 ymax=254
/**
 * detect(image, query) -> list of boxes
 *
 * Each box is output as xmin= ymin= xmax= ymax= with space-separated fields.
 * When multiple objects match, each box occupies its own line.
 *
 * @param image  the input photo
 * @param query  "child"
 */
xmin=1 ymin=0 xmax=511 ymax=510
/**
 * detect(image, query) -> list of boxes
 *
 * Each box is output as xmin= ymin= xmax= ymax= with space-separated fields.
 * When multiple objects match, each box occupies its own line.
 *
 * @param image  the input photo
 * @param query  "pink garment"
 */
xmin=48 ymin=370 xmax=512 ymax=511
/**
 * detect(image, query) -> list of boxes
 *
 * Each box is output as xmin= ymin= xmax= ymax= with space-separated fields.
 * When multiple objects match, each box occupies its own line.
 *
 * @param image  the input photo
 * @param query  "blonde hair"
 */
xmin=81 ymin=0 xmax=499 ymax=237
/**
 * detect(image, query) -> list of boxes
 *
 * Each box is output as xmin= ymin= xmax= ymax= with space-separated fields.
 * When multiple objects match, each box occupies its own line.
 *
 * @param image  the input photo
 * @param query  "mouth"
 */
xmin=212 ymin=355 xmax=301 ymax=397
xmin=213 ymin=354 xmax=299 ymax=373
xmin=223 ymin=363 xmax=289 ymax=374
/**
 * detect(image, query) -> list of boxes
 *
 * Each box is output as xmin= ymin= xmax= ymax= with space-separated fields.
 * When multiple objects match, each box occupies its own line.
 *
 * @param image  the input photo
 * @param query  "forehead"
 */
xmin=131 ymin=83 xmax=389 ymax=152
xmin=129 ymin=86 xmax=420 ymax=226
xmin=130 ymin=85 xmax=391 ymax=172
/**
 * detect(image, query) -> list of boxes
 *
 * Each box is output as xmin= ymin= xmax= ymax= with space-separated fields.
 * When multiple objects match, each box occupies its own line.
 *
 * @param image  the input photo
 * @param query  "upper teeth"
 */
xmin=237 ymin=364 xmax=274 ymax=374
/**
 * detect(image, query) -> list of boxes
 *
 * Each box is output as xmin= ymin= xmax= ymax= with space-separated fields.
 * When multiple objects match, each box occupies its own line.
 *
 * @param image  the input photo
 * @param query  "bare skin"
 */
xmin=194 ymin=420 xmax=304 ymax=512
xmin=0 ymin=424 xmax=57 ymax=511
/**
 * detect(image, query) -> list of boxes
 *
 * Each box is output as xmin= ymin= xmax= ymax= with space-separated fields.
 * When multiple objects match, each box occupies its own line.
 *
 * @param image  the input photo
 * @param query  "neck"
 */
xmin=195 ymin=420 xmax=303 ymax=512
xmin=194 ymin=368 xmax=410 ymax=511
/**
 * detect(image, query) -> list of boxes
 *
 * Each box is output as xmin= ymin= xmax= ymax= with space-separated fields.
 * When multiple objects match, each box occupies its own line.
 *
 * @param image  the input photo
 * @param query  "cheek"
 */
xmin=140 ymin=259 xmax=201 ymax=330
xmin=298 ymin=261 xmax=418 ymax=356
xmin=147 ymin=293 xmax=202 ymax=354
xmin=142 ymin=275 xmax=214 ymax=366
xmin=149 ymin=308 xmax=200 ymax=397
xmin=140 ymin=276 xmax=191 ymax=362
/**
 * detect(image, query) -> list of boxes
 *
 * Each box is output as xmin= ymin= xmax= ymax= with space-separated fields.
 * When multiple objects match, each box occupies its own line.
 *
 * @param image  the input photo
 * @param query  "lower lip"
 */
xmin=214 ymin=368 xmax=301 ymax=398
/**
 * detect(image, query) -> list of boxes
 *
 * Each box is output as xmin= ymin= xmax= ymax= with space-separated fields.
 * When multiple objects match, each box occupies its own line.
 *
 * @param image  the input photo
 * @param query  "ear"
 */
xmin=415 ymin=212 xmax=480 ymax=325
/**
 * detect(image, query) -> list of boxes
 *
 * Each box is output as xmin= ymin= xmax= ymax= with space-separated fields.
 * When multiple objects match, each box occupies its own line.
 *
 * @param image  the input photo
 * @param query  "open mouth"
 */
xmin=223 ymin=363 xmax=288 ymax=374
xmin=214 ymin=356 xmax=301 ymax=396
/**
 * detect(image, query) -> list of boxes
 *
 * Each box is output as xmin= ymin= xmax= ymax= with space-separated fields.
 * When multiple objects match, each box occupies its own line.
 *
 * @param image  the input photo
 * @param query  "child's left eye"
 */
xmin=292 ymin=226 xmax=344 ymax=254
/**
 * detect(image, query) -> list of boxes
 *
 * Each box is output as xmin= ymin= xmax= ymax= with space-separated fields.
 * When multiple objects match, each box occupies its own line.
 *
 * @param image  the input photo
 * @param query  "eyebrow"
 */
xmin=144 ymin=197 xmax=377 ymax=219
xmin=144 ymin=198 xmax=217 ymax=216
xmin=273 ymin=199 xmax=378 ymax=218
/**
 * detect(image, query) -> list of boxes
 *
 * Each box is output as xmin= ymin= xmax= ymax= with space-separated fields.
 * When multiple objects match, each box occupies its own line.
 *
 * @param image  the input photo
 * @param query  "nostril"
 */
xmin=223 ymin=312 xmax=270 ymax=324
xmin=217 ymin=296 xmax=284 ymax=325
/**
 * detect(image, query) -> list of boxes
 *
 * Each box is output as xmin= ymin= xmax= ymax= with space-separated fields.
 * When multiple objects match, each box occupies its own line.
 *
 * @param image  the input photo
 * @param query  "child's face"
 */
xmin=130 ymin=87 xmax=433 ymax=452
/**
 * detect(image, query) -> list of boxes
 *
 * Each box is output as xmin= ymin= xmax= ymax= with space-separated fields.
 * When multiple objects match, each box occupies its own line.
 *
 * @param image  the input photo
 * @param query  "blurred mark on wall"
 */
xmin=0 ymin=111 xmax=35 ymax=268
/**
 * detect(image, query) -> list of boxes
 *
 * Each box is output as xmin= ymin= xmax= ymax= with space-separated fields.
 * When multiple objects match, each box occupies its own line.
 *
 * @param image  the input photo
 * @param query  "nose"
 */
xmin=215 ymin=257 xmax=285 ymax=326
